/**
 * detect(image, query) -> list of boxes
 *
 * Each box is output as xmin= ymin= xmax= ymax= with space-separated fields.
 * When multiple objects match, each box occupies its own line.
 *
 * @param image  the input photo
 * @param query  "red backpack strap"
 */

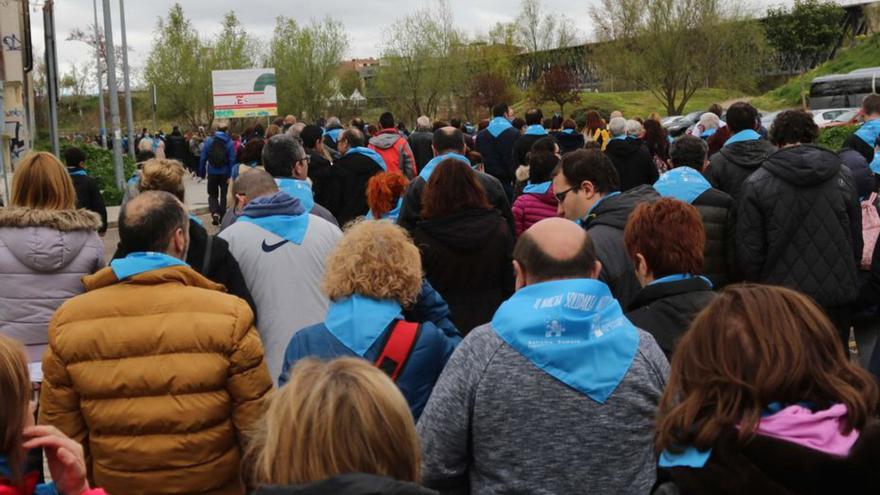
xmin=374 ymin=320 xmax=421 ymax=381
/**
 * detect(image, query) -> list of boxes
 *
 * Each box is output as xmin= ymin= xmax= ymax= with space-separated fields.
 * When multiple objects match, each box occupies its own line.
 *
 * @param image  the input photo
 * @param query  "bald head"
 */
xmin=119 ymin=190 xmax=189 ymax=256
xmin=513 ymin=218 xmax=599 ymax=287
xmin=433 ymin=126 xmax=465 ymax=154
xmin=232 ymin=168 xmax=279 ymax=201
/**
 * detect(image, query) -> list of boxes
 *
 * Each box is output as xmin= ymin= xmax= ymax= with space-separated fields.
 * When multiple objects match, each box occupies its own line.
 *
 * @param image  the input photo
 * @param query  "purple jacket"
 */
xmin=512 ymin=186 xmax=559 ymax=236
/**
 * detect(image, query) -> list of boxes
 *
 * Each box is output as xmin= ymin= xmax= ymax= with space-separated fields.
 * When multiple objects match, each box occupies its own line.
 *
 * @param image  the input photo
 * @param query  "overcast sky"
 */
xmin=26 ymin=0 xmax=797 ymax=83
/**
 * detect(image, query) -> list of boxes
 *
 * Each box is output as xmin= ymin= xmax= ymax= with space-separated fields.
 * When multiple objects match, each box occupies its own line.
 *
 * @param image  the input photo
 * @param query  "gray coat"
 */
xmin=0 ymin=208 xmax=104 ymax=362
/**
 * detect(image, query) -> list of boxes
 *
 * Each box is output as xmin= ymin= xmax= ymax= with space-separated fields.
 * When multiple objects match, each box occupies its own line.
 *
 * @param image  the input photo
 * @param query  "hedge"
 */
xmin=61 ymin=143 xmax=137 ymax=206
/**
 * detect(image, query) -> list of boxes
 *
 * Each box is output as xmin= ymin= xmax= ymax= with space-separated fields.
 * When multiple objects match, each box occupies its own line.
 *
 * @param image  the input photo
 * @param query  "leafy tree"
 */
xmin=210 ymin=12 xmax=261 ymax=71
xmin=144 ymin=3 xmax=211 ymax=127
xmin=60 ymin=63 xmax=89 ymax=98
xmin=337 ymin=68 xmax=362 ymax=97
xmin=531 ymin=66 xmax=581 ymax=115
xmin=269 ymin=16 xmax=349 ymax=120
xmin=590 ymin=0 xmax=764 ymax=115
xmin=488 ymin=22 xmax=517 ymax=46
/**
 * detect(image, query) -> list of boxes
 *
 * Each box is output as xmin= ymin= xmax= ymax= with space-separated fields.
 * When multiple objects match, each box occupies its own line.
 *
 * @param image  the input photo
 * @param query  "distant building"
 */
xmin=338 ymin=58 xmax=381 ymax=85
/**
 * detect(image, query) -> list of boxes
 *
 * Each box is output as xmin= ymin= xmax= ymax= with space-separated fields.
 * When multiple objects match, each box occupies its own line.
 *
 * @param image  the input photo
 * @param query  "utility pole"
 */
xmin=43 ymin=1 xmax=60 ymax=157
xmin=92 ymin=0 xmax=107 ymax=148
xmin=119 ymin=0 xmax=135 ymax=159
xmin=102 ymin=0 xmax=125 ymax=190
xmin=151 ymin=84 xmax=158 ymax=132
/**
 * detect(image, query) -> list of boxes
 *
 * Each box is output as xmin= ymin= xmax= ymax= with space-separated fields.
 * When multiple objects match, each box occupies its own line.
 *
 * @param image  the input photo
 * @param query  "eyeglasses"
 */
xmin=554 ymin=187 xmax=577 ymax=203
xmin=298 ymin=155 xmax=311 ymax=164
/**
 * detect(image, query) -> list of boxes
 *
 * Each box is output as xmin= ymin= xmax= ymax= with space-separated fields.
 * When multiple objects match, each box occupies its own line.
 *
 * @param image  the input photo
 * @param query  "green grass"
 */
xmin=752 ymin=33 xmax=880 ymax=111
xmin=513 ymin=88 xmax=748 ymax=119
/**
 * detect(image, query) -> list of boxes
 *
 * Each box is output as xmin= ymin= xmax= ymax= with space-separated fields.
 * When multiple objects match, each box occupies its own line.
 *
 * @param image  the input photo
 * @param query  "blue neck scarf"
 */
xmin=67 ymin=167 xmax=87 ymax=177
xmin=870 ymin=154 xmax=880 ymax=175
xmin=561 ymin=129 xmax=576 ymax=135
xmin=346 ymin=146 xmax=387 ymax=170
xmin=324 ymin=128 xmax=342 ymax=143
xmin=654 ymin=167 xmax=712 ymax=204
xmin=725 ymin=129 xmax=761 ymax=147
xmin=368 ymin=197 xmax=403 ymax=221
xmin=523 ymin=181 xmax=552 ymax=194
xmin=487 ymin=116 xmax=513 ymax=138
xmin=127 ymin=171 xmax=140 ymax=187
xmin=525 ymin=124 xmax=548 ymax=136
xmin=110 ymin=252 xmax=188 ymax=280
xmin=648 ymin=273 xmax=714 ymax=289
xmin=491 ymin=278 xmax=640 ymax=403
xmin=700 ymin=128 xmax=717 ymax=138
xmin=610 ymin=134 xmax=628 ymax=142
xmin=418 ymin=152 xmax=472 ymax=181
xmin=325 ymin=295 xmax=403 ymax=356
xmin=659 ymin=447 xmax=711 ymax=468
xmin=189 ymin=213 xmax=203 ymax=226
xmin=238 ymin=214 xmax=309 ymax=245
xmin=855 ymin=119 xmax=880 ymax=149
xmin=581 ymin=191 xmax=621 ymax=223
xmin=275 ymin=178 xmax=315 ymax=212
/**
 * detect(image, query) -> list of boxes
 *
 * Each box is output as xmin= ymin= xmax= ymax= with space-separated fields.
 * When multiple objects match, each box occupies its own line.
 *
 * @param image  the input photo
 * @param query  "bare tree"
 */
xmin=515 ymin=0 xmax=580 ymax=51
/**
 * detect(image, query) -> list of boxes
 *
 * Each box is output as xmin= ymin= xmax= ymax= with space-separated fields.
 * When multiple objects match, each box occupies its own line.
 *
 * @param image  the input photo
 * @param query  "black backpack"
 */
xmin=207 ymin=137 xmax=229 ymax=168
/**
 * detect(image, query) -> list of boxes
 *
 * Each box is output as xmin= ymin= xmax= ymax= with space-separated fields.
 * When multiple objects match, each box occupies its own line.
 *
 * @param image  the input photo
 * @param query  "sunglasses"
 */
xmin=554 ymin=187 xmax=577 ymax=203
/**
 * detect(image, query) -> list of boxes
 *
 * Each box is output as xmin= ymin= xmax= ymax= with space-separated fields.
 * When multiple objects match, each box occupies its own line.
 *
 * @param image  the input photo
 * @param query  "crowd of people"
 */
xmin=1 ymin=94 xmax=880 ymax=494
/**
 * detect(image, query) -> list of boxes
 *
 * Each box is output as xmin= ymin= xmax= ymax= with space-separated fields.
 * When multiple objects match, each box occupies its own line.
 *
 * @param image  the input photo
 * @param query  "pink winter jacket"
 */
xmin=512 ymin=186 xmax=559 ymax=236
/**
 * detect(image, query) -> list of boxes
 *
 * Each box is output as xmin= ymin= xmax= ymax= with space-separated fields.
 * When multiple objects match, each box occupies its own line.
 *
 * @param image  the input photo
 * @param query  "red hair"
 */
xmin=624 ymin=198 xmax=705 ymax=277
xmin=366 ymin=172 xmax=409 ymax=218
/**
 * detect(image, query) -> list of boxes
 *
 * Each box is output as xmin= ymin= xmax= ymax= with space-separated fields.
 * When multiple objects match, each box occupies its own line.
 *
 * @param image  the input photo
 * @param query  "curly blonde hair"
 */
xmin=139 ymin=158 xmax=187 ymax=201
xmin=322 ymin=220 xmax=422 ymax=306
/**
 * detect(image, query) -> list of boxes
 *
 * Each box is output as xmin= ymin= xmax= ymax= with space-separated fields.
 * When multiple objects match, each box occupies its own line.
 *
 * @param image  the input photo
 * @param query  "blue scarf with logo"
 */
xmin=368 ymin=197 xmax=403 ymax=221
xmin=238 ymin=191 xmax=310 ymax=245
xmin=487 ymin=116 xmax=514 ymax=138
xmin=346 ymin=146 xmax=387 ymax=170
xmin=654 ymin=167 xmax=712 ymax=204
xmin=418 ymin=152 xmax=472 ymax=181
xmin=525 ymin=124 xmax=548 ymax=136
xmin=110 ymin=252 xmax=188 ymax=280
xmin=724 ymin=129 xmax=761 ymax=147
xmin=67 ymin=167 xmax=87 ymax=177
xmin=491 ymin=278 xmax=640 ymax=403
xmin=275 ymin=178 xmax=315 ymax=212
xmin=325 ymin=128 xmax=342 ymax=143
xmin=325 ymin=295 xmax=403 ymax=355
xmin=523 ymin=181 xmax=552 ymax=194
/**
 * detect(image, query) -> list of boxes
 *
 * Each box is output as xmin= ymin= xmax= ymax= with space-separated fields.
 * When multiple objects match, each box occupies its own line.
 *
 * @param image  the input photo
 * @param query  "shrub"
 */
xmin=817 ymin=125 xmax=857 ymax=152
xmin=60 ymin=143 xmax=136 ymax=206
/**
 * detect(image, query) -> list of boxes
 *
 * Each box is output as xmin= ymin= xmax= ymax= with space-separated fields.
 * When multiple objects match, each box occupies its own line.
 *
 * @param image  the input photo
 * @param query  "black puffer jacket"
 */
xmin=706 ymin=139 xmax=776 ymax=199
xmin=554 ymin=130 xmax=586 ymax=155
xmin=626 ymin=277 xmax=716 ymax=358
xmin=412 ymin=208 xmax=515 ymax=334
xmin=583 ymin=185 xmax=660 ymax=308
xmin=323 ymin=152 xmax=384 ymax=226
xmin=604 ymin=138 xmax=659 ymax=191
xmin=254 ymin=473 xmax=438 ymax=495
xmin=840 ymin=147 xmax=874 ymax=199
xmin=737 ymin=145 xmax=861 ymax=308
xmin=692 ymin=187 xmax=734 ymax=288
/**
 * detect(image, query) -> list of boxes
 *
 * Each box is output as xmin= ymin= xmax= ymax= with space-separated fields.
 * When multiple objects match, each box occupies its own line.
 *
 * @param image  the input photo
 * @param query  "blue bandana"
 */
xmin=325 ymin=128 xmax=342 ymax=143
xmin=610 ymin=134 xmax=628 ymax=142
xmin=346 ymin=146 xmax=387 ymax=170
xmin=523 ymin=181 xmax=552 ymax=194
xmin=583 ymin=191 xmax=621 ymax=221
xmin=724 ymin=129 xmax=761 ymax=147
xmin=870 ymin=155 xmax=880 ymax=175
xmin=325 ymin=295 xmax=403 ymax=355
xmin=649 ymin=273 xmax=714 ymax=289
xmin=275 ymin=178 xmax=315 ymax=212
xmin=700 ymin=128 xmax=717 ymax=138
xmin=188 ymin=213 xmax=203 ymax=226
xmin=491 ymin=278 xmax=640 ymax=403
xmin=127 ymin=171 xmax=140 ymax=187
xmin=368 ymin=197 xmax=403 ymax=221
xmin=238 ymin=214 xmax=310 ymax=245
xmin=525 ymin=124 xmax=548 ymax=136
xmin=487 ymin=116 xmax=514 ymax=138
xmin=659 ymin=447 xmax=712 ymax=468
xmin=855 ymin=119 xmax=880 ymax=149
xmin=67 ymin=167 xmax=87 ymax=177
xmin=561 ymin=129 xmax=576 ymax=135
xmin=654 ymin=167 xmax=712 ymax=204
xmin=110 ymin=252 xmax=188 ymax=280
xmin=418 ymin=152 xmax=472 ymax=181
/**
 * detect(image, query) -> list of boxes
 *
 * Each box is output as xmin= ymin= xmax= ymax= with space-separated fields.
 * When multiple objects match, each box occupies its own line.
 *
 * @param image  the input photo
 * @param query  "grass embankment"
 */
xmin=752 ymin=34 xmax=880 ymax=111
xmin=513 ymin=88 xmax=747 ymax=119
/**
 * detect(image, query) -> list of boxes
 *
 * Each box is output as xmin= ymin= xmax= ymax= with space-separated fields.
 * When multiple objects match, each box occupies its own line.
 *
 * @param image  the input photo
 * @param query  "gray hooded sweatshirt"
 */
xmin=0 ymin=208 xmax=104 ymax=362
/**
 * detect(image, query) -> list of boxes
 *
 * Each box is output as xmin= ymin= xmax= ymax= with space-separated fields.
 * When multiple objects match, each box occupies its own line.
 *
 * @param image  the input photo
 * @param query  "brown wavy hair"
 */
xmin=322 ymin=220 xmax=422 ymax=306
xmin=366 ymin=172 xmax=409 ymax=219
xmin=246 ymin=357 xmax=420 ymax=485
xmin=624 ymin=198 xmax=704 ymax=278
xmin=656 ymin=284 xmax=879 ymax=455
xmin=420 ymin=159 xmax=490 ymax=220
xmin=139 ymin=158 xmax=187 ymax=201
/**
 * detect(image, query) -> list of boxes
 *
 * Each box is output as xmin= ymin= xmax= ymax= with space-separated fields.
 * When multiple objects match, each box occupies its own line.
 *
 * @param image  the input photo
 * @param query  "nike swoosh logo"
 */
xmin=261 ymin=239 xmax=289 ymax=252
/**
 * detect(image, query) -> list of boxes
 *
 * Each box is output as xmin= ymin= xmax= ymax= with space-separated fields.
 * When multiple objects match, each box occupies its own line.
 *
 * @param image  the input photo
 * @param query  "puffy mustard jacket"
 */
xmin=39 ymin=265 xmax=273 ymax=495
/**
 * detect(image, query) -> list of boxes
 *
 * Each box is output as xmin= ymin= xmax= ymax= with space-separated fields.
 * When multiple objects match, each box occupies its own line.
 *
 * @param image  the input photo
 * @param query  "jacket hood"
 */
xmin=0 ymin=208 xmax=102 ymax=272
xmin=718 ymin=139 xmax=776 ymax=170
xmin=588 ymin=185 xmax=660 ymax=230
xmin=241 ymin=191 xmax=305 ymax=219
xmin=213 ymin=131 xmax=231 ymax=144
xmin=253 ymin=473 xmax=437 ymax=495
xmin=370 ymin=130 xmax=404 ymax=149
xmin=763 ymin=144 xmax=841 ymax=187
xmin=604 ymin=137 xmax=643 ymax=157
xmin=417 ymin=208 xmax=504 ymax=251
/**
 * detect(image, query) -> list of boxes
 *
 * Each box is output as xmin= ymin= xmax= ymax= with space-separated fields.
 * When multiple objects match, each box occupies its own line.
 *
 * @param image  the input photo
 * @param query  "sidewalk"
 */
xmin=106 ymin=173 xmax=212 ymax=227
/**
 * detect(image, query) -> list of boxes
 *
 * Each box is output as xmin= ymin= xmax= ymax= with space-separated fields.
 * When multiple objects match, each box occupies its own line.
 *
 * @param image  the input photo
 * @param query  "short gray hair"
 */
xmin=262 ymin=134 xmax=307 ymax=177
xmin=698 ymin=112 xmax=720 ymax=130
xmin=416 ymin=116 xmax=431 ymax=130
xmin=286 ymin=122 xmax=306 ymax=137
xmin=625 ymin=119 xmax=643 ymax=137
xmin=326 ymin=116 xmax=342 ymax=128
xmin=608 ymin=117 xmax=627 ymax=137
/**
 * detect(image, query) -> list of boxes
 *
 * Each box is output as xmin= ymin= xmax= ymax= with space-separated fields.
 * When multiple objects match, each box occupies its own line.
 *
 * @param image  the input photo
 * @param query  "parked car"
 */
xmin=812 ymin=108 xmax=855 ymax=127
xmin=661 ymin=115 xmax=682 ymax=127
xmin=822 ymin=109 xmax=862 ymax=129
xmin=760 ymin=110 xmax=788 ymax=130
xmin=665 ymin=110 xmax=703 ymax=137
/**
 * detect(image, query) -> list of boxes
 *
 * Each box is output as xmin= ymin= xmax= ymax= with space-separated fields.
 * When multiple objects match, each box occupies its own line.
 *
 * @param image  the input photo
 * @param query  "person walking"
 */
xmin=323 ymin=128 xmax=387 ymax=226
xmin=705 ymin=102 xmax=776 ymax=200
xmin=604 ymin=117 xmax=659 ymax=191
xmin=512 ymin=151 xmax=560 ymax=236
xmin=408 ymin=116 xmax=435 ymax=171
xmin=62 ymin=146 xmax=108 ymax=234
xmin=369 ymin=112 xmax=417 ymax=178
xmin=554 ymin=118 xmax=585 ymax=154
xmin=475 ymin=103 xmax=520 ymax=199
xmin=199 ymin=121 xmax=237 ymax=225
